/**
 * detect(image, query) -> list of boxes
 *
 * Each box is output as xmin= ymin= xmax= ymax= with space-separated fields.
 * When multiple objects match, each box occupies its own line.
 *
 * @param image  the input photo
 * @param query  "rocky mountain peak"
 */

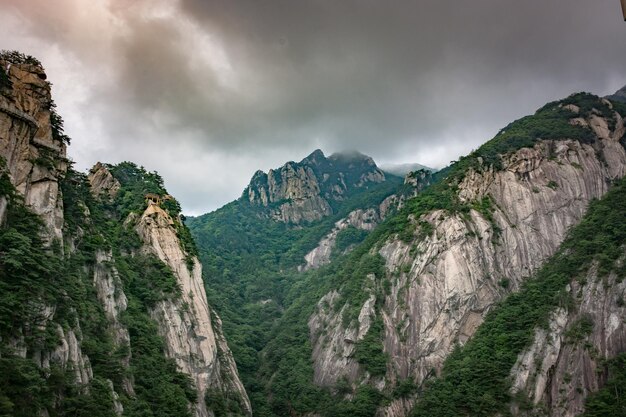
xmin=0 ymin=51 xmax=66 ymax=240
xmin=302 ymin=148 xmax=326 ymax=164
xmin=303 ymin=93 xmax=626 ymax=417
xmin=606 ymin=84 xmax=626 ymax=103
xmin=243 ymin=149 xmax=387 ymax=224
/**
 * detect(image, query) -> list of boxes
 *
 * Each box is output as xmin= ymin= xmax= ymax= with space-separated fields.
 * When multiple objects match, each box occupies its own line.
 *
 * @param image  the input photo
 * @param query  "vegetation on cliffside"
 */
xmin=187 ymin=159 xmax=402 ymax=413
xmin=411 ymin=173 xmax=626 ymax=417
xmin=0 ymin=160 xmax=199 ymax=416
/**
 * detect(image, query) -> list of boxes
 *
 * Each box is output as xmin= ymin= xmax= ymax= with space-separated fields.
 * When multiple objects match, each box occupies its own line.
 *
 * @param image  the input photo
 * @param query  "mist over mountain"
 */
xmin=379 ymin=162 xmax=435 ymax=176
xmin=2 ymin=2 xmax=626 ymax=416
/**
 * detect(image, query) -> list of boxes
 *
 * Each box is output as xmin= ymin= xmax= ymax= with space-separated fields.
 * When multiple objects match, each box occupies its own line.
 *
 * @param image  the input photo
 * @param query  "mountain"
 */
xmin=3 ymin=48 xmax=626 ymax=417
xmin=252 ymin=93 xmax=626 ymax=417
xmin=0 ymin=51 xmax=249 ymax=417
xmin=188 ymin=90 xmax=626 ymax=417
xmin=606 ymin=85 xmax=626 ymax=103
xmin=243 ymin=149 xmax=387 ymax=224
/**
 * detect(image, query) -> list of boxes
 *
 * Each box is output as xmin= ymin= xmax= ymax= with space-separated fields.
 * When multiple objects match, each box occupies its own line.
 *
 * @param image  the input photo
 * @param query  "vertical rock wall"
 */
xmin=136 ymin=202 xmax=251 ymax=416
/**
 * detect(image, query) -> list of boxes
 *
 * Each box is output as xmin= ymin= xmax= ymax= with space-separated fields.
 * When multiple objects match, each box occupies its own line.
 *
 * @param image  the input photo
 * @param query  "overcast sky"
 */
xmin=1 ymin=0 xmax=625 ymax=214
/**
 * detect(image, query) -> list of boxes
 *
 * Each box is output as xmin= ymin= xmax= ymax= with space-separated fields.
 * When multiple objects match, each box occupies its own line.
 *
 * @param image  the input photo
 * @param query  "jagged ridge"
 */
xmin=243 ymin=149 xmax=387 ymax=224
xmin=187 ymin=150 xmax=407 ymax=415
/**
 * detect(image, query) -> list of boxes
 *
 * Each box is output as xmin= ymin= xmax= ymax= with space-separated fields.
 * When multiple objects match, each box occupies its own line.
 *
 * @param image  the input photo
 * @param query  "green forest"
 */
xmin=186 ymin=157 xmax=405 ymax=414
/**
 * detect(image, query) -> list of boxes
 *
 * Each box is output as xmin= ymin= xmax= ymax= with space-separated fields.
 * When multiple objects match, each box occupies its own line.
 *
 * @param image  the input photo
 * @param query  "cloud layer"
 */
xmin=1 ymin=0 xmax=625 ymax=214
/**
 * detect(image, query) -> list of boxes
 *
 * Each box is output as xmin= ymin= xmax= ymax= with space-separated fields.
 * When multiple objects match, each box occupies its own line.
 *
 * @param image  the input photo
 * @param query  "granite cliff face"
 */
xmin=134 ymin=200 xmax=251 ymax=417
xmin=509 ymin=261 xmax=626 ymax=417
xmin=0 ymin=53 xmax=249 ymax=417
xmin=301 ymin=208 xmax=381 ymax=271
xmin=306 ymin=97 xmax=626 ymax=416
xmin=0 ymin=53 xmax=99 ymax=408
xmin=244 ymin=149 xmax=386 ymax=223
xmin=0 ymin=53 xmax=66 ymax=240
xmin=88 ymin=161 xmax=120 ymax=199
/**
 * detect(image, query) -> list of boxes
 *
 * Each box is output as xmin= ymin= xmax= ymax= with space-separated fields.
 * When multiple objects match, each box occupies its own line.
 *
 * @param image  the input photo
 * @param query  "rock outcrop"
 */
xmin=510 ymin=260 xmax=626 ymax=417
xmin=135 ymin=200 xmax=251 ymax=417
xmin=0 ymin=53 xmax=119 ymax=413
xmin=309 ymin=290 xmax=379 ymax=387
xmin=0 ymin=54 xmax=66 ymax=239
xmin=307 ymin=104 xmax=626 ymax=416
xmin=301 ymin=208 xmax=380 ymax=271
xmin=92 ymin=248 xmax=134 ymax=395
xmin=88 ymin=162 xmax=120 ymax=199
xmin=0 ymin=54 xmax=250 ymax=417
xmin=244 ymin=149 xmax=386 ymax=224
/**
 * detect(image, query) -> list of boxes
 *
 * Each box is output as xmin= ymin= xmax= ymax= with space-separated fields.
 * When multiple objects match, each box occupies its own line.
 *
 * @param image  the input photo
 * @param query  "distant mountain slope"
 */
xmin=379 ymin=162 xmax=434 ymax=176
xmin=243 ymin=149 xmax=388 ymax=223
xmin=606 ymin=85 xmax=626 ymax=103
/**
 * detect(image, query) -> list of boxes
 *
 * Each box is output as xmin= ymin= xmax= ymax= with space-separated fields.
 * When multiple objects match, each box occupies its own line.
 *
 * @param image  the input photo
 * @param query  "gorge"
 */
xmin=1 ymin=50 xmax=626 ymax=417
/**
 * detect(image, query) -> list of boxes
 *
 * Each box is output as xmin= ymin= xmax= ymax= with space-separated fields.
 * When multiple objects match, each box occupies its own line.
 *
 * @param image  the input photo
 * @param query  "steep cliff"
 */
xmin=0 ymin=51 xmax=66 ymax=240
xmin=0 ymin=52 xmax=249 ymax=417
xmin=412 ymin=172 xmax=626 ymax=417
xmin=507 ymin=214 xmax=626 ymax=416
xmin=258 ymin=92 xmax=626 ymax=417
xmin=0 ymin=51 xmax=102 ymax=416
xmin=134 ymin=199 xmax=250 ymax=417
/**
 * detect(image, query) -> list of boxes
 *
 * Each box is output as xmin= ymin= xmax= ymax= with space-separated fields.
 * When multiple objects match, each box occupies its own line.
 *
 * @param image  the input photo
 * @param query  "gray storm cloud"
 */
xmin=0 ymin=0 xmax=625 ymax=214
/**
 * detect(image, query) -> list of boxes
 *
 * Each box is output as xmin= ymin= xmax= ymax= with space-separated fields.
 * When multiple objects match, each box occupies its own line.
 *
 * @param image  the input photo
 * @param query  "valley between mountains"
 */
xmin=1 ymin=51 xmax=626 ymax=417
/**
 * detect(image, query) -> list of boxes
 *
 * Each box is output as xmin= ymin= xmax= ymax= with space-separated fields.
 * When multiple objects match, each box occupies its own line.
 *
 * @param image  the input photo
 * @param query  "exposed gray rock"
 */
xmin=93 ymin=249 xmax=134 ymax=395
xmin=510 ymin=259 xmax=626 ymax=417
xmin=301 ymin=169 xmax=432 ymax=271
xmin=135 ymin=202 xmax=251 ymax=417
xmin=0 ymin=58 xmax=249 ymax=417
xmin=9 ymin=305 xmax=95 ymax=388
xmin=88 ymin=162 xmax=120 ymax=199
xmin=309 ymin=290 xmax=378 ymax=386
xmin=308 ymin=110 xmax=626 ymax=416
xmin=301 ymin=208 xmax=380 ymax=271
xmin=244 ymin=149 xmax=386 ymax=224
xmin=0 ymin=56 xmax=66 ymax=241
xmin=0 ymin=55 xmax=101 ymax=404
